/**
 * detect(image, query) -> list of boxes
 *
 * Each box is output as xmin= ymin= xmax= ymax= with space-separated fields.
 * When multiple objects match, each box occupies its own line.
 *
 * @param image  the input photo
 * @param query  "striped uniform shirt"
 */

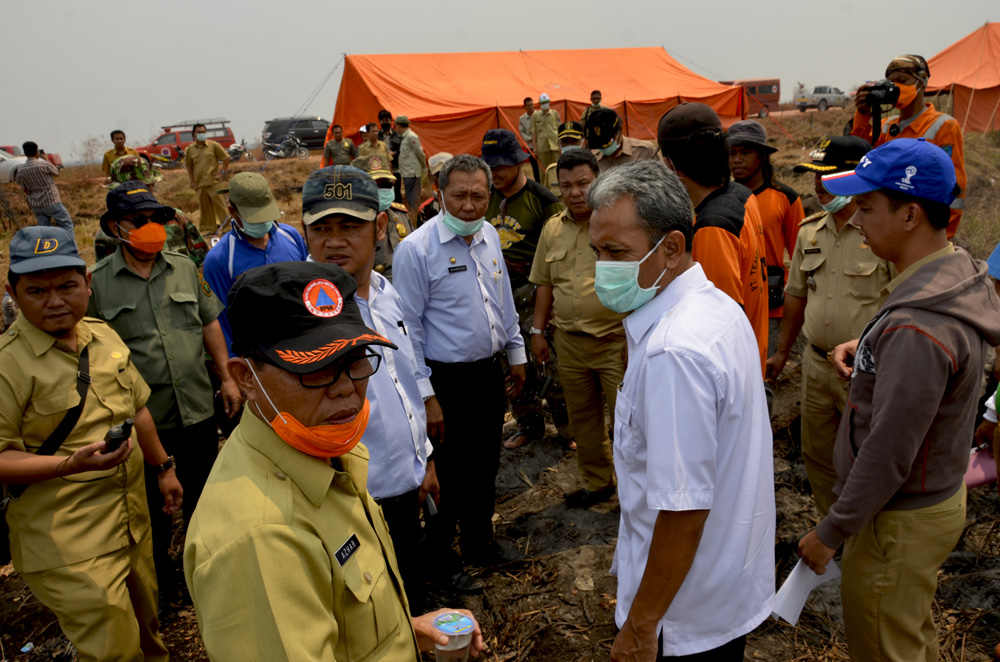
xmin=14 ymin=159 xmax=62 ymax=208
xmin=355 ymin=272 xmax=432 ymax=499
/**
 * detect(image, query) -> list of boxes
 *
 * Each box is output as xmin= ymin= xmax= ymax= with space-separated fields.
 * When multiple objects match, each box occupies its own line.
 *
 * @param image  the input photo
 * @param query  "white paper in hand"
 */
xmin=771 ymin=558 xmax=841 ymax=626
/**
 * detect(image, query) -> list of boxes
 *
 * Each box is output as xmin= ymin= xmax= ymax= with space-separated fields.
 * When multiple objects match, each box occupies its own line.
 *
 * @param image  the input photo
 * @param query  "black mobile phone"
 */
xmin=103 ymin=418 xmax=134 ymax=455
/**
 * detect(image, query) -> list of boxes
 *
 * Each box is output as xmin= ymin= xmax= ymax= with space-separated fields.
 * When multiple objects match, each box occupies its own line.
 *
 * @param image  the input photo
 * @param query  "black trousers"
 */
xmin=144 ymin=417 xmax=219 ymax=598
xmin=375 ymin=488 xmax=425 ymax=612
xmin=613 ymin=629 xmax=747 ymax=661
xmin=425 ymin=355 xmax=505 ymax=565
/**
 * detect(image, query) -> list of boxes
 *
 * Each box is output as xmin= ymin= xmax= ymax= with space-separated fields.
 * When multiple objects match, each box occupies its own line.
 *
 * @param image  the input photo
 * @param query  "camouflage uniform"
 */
xmin=351 ymin=155 xmax=414 ymax=283
xmin=95 ymin=156 xmax=209 ymax=266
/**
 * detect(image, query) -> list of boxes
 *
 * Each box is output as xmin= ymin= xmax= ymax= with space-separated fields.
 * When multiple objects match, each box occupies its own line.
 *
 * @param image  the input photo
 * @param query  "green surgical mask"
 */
xmin=440 ymin=195 xmax=483 ymax=237
xmin=600 ymin=140 xmax=620 ymax=157
xmin=377 ymin=189 xmax=394 ymax=212
xmin=195 ymin=132 xmax=207 ymax=142
xmin=241 ymin=220 xmax=273 ymax=239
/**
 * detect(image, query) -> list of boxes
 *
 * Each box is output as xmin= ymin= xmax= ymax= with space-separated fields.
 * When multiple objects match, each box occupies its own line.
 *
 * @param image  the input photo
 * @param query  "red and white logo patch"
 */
xmin=302 ymin=279 xmax=343 ymax=318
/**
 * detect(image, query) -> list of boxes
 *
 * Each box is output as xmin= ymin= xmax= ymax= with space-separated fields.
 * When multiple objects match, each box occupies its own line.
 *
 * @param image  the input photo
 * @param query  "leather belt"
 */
xmin=811 ymin=344 xmax=830 ymax=360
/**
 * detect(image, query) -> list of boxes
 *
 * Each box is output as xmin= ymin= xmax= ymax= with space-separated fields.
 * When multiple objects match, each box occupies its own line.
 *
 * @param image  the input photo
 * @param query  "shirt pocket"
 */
xmin=26 ymin=387 xmax=81 ymax=444
xmin=544 ymin=247 xmax=567 ymax=282
xmin=340 ymin=544 xmax=402 ymax=661
xmin=843 ymin=260 xmax=883 ymax=302
xmin=613 ymin=388 xmax=636 ymax=471
xmin=99 ymin=303 xmax=142 ymax=341
xmin=169 ymin=291 xmax=202 ymax=330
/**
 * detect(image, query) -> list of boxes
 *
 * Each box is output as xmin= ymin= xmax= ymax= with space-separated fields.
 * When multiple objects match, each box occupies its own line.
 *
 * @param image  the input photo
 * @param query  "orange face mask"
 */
xmin=894 ymin=82 xmax=919 ymax=109
xmin=247 ymin=361 xmax=370 ymax=459
xmin=120 ymin=222 xmax=167 ymax=254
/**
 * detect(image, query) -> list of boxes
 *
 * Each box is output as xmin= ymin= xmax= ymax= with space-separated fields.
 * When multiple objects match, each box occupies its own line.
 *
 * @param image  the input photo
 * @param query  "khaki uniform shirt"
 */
xmin=324 ymin=139 xmax=358 ymax=166
xmin=88 ymin=248 xmax=224 ymax=430
xmin=184 ymin=412 xmax=419 ymax=662
xmin=374 ymin=203 xmax=414 ymax=282
xmin=532 ymin=109 xmax=561 ymax=152
xmin=529 ymin=209 xmax=627 ymax=337
xmin=101 ymin=147 xmax=140 ymax=175
xmin=0 ymin=317 xmax=151 ymax=573
xmin=785 ymin=211 xmax=893 ymax=351
xmin=184 ymin=140 xmax=229 ymax=188
xmin=358 ymin=140 xmax=391 ymax=164
xmin=593 ymin=136 xmax=660 ymax=173
xmin=398 ymin=129 xmax=426 ymax=179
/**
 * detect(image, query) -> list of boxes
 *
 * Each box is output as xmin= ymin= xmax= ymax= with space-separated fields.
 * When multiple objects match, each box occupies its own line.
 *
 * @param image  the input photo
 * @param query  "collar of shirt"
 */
xmin=16 ymin=313 xmax=94 ymax=358
xmin=886 ymin=243 xmax=955 ymax=293
xmin=894 ymin=103 xmax=931 ymax=132
xmin=110 ymin=246 xmax=174 ymax=279
xmin=239 ymin=407 xmax=371 ymax=508
xmin=434 ymin=212 xmax=484 ymax=246
xmin=623 ymin=263 xmax=707 ymax=349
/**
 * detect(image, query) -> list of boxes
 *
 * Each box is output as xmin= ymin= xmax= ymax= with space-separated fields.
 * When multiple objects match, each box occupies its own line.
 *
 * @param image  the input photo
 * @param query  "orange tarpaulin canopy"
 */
xmin=331 ymin=47 xmax=746 ymax=157
xmin=927 ymin=22 xmax=1000 ymax=132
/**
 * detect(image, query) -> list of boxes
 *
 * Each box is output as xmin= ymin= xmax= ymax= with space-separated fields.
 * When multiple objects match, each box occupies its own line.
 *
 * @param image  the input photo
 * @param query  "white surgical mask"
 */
xmin=195 ymin=132 xmax=207 ymax=142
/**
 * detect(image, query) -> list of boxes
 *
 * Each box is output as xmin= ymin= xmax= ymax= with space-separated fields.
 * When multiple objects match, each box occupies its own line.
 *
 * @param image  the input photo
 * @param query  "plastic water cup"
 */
xmin=432 ymin=612 xmax=474 ymax=661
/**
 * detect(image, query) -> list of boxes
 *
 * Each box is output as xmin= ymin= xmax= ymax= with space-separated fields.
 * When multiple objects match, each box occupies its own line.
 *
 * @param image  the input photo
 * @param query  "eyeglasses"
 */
xmin=298 ymin=352 xmax=381 ymax=388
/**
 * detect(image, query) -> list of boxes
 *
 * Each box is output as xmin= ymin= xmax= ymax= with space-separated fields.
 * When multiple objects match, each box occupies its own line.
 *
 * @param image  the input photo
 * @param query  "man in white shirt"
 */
xmin=588 ymin=161 xmax=775 ymax=661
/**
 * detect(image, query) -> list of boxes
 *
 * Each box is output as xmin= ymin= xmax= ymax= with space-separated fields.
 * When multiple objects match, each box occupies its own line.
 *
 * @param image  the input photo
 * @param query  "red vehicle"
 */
xmin=720 ymin=79 xmax=781 ymax=118
xmin=0 ymin=144 xmax=62 ymax=169
xmin=135 ymin=118 xmax=235 ymax=161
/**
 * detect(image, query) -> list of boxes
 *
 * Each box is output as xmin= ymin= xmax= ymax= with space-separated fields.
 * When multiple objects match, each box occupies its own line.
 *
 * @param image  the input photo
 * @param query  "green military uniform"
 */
xmin=374 ymin=202 xmax=413 ymax=283
xmin=785 ymin=211 xmax=893 ymax=516
xmin=184 ymin=412 xmax=420 ymax=662
xmin=88 ymin=248 xmax=223 ymax=429
xmin=95 ymin=208 xmax=209 ymax=267
xmin=184 ymin=139 xmax=230 ymax=234
xmin=0 ymin=316 xmax=167 ymax=662
xmin=324 ymin=138 xmax=358 ymax=167
xmin=529 ymin=209 xmax=627 ymax=491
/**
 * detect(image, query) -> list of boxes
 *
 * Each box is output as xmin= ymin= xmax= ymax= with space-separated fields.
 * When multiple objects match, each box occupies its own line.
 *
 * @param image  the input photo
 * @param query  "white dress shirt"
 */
xmin=612 ymin=263 xmax=775 ymax=656
xmin=356 ymin=272 xmax=433 ymax=500
xmin=392 ymin=212 xmax=527 ymax=399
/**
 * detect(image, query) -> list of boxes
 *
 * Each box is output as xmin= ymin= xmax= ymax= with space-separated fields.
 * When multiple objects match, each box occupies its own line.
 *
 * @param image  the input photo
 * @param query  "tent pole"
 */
xmin=624 ymin=97 xmax=629 ymax=136
xmin=496 ymin=105 xmax=500 ymax=129
xmin=983 ymin=91 xmax=1000 ymax=132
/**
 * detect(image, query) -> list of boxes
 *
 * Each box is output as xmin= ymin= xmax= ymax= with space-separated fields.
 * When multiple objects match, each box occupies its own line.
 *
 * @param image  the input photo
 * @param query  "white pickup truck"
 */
xmin=0 ymin=149 xmax=27 ymax=183
xmin=796 ymin=86 xmax=850 ymax=112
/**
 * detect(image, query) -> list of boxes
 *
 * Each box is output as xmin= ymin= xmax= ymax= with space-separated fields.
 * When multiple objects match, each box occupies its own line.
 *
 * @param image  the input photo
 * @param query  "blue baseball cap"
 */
xmin=9 ymin=226 xmax=85 ymax=275
xmin=821 ymin=138 xmax=958 ymax=206
xmin=302 ymin=166 xmax=379 ymax=226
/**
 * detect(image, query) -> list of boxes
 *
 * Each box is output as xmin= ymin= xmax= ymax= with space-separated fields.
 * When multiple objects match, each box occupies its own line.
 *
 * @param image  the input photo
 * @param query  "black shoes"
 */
xmin=466 ymin=542 xmax=525 ymax=567
xmin=448 ymin=571 xmax=485 ymax=594
xmin=565 ymin=485 xmax=616 ymax=509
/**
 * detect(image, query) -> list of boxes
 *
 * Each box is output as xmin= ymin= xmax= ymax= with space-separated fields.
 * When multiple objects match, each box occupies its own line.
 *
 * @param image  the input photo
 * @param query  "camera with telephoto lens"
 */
xmin=102 ymin=418 xmax=133 ymax=455
xmin=865 ymin=79 xmax=901 ymax=107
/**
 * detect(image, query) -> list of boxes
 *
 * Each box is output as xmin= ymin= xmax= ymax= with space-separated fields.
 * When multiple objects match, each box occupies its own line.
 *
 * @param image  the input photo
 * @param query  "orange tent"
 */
xmin=331 ymin=47 xmax=746 ymax=157
xmin=927 ymin=22 xmax=1000 ymax=132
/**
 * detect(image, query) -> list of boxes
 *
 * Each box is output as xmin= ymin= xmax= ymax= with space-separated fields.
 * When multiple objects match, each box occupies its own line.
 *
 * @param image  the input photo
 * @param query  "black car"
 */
xmin=261 ymin=116 xmax=330 ymax=149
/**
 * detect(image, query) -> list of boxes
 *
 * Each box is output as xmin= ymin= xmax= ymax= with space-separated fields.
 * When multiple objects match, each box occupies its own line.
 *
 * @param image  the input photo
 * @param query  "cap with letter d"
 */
xmin=228 ymin=262 xmax=396 ymax=374
xmin=821 ymin=138 xmax=958 ymax=206
xmin=9 ymin=226 xmax=85 ymax=274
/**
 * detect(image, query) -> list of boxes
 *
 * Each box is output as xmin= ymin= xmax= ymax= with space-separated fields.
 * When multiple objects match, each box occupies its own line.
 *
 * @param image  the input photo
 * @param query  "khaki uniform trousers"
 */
xmin=22 ymin=528 xmax=168 ymax=662
xmin=841 ymin=484 xmax=966 ymax=662
xmin=196 ymin=184 xmax=228 ymax=234
xmin=553 ymin=328 xmax=624 ymax=491
xmin=800 ymin=347 xmax=848 ymax=517
xmin=537 ymin=149 xmax=559 ymax=176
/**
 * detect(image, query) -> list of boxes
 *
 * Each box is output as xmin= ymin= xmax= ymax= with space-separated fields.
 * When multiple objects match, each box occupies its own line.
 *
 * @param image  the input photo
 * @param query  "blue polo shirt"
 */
xmin=987 ymin=241 xmax=1000 ymax=281
xmin=203 ymin=223 xmax=308 ymax=353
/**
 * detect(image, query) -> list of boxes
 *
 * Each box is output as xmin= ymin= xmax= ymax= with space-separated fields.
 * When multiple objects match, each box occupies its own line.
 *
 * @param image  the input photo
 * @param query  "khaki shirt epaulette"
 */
xmin=799 ymin=210 xmax=826 ymax=226
xmin=390 ymin=201 xmax=408 ymax=213
xmin=0 ymin=325 xmax=19 ymax=352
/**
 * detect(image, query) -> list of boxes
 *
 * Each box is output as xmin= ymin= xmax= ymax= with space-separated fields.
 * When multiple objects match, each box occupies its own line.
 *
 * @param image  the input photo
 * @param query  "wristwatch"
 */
xmin=157 ymin=456 xmax=176 ymax=474
xmin=529 ymin=327 xmax=544 ymax=335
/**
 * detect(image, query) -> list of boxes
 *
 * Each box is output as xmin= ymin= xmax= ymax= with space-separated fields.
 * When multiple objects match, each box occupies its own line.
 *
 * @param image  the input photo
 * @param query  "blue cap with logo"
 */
xmin=821 ymin=138 xmax=958 ymax=206
xmin=301 ymin=166 xmax=379 ymax=226
xmin=9 ymin=226 xmax=85 ymax=275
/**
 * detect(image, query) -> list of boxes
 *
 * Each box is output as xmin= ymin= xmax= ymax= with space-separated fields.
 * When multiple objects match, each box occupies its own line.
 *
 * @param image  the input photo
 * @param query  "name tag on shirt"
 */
xmin=335 ymin=534 xmax=361 ymax=566
xmin=448 ymin=265 xmax=468 ymax=273
xmin=804 ymin=248 xmax=821 ymax=255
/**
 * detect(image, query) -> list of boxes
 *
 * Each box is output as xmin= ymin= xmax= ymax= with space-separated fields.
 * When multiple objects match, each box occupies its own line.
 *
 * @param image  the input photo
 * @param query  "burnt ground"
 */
xmin=3 ymin=351 xmax=1000 ymax=661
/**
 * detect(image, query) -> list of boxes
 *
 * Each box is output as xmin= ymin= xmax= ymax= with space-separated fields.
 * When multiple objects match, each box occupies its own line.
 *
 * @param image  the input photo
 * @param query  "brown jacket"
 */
xmin=818 ymin=248 xmax=1000 ymax=548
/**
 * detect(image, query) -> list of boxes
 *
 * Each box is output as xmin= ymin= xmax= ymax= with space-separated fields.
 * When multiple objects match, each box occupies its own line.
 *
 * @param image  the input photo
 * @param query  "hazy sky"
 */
xmin=2 ymin=0 xmax=994 ymax=158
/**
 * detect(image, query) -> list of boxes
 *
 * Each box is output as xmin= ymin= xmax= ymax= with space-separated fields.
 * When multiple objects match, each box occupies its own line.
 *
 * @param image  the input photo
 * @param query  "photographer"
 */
xmin=851 ymin=54 xmax=966 ymax=238
xmin=0 ymin=226 xmax=181 ymax=662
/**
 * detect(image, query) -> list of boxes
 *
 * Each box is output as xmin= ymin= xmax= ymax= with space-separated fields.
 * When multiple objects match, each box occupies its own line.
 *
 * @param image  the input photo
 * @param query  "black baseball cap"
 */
xmin=481 ymin=129 xmax=528 ymax=167
xmin=657 ymin=103 xmax=722 ymax=146
xmin=793 ymin=136 xmax=872 ymax=174
xmin=100 ymin=180 xmax=174 ymax=235
xmin=228 ymin=262 xmax=396 ymax=374
xmin=586 ymin=108 xmax=622 ymax=150
xmin=302 ymin=166 xmax=379 ymax=225
xmin=9 ymin=226 xmax=85 ymax=275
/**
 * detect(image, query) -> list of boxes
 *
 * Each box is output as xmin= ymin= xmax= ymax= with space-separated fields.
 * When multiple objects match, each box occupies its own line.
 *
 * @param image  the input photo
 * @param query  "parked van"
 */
xmin=721 ymin=79 xmax=781 ymax=117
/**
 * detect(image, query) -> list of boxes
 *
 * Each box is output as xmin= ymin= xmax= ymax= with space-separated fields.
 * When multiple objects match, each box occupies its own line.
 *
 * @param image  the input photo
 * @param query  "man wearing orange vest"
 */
xmin=851 ymin=54 xmax=966 ymax=238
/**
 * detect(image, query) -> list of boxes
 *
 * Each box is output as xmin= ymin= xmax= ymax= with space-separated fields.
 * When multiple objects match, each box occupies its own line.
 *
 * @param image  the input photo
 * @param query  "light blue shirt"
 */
xmin=987 ymin=241 xmax=1000 ymax=281
xmin=202 ymin=222 xmax=308 ymax=354
xmin=392 ymin=213 xmax=527 ymax=398
xmin=356 ymin=272 xmax=432 ymax=500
